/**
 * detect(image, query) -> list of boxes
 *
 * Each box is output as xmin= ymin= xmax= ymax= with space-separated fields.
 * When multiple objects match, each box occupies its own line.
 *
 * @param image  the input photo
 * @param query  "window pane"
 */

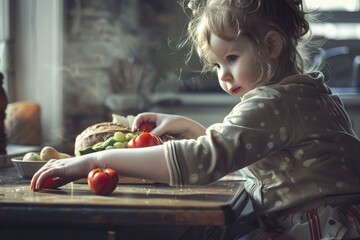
xmin=312 ymin=23 xmax=360 ymax=39
xmin=306 ymin=0 xmax=360 ymax=11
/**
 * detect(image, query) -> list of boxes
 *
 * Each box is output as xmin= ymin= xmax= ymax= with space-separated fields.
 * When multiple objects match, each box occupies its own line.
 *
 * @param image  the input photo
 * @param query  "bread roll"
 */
xmin=5 ymin=101 xmax=42 ymax=146
xmin=74 ymin=122 xmax=132 ymax=153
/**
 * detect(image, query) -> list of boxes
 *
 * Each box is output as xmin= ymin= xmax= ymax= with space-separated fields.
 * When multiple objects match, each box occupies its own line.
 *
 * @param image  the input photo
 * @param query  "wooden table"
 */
xmin=0 ymin=166 xmax=248 ymax=239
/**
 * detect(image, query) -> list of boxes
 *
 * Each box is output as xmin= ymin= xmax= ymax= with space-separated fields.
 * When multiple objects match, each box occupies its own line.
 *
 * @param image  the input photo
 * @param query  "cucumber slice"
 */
xmin=78 ymin=146 xmax=95 ymax=156
xmin=101 ymin=137 xmax=117 ymax=148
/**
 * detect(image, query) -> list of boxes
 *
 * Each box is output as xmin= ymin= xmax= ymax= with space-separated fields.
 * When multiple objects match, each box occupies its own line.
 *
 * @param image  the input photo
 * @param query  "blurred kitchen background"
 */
xmin=1 ymin=0 xmax=360 ymax=154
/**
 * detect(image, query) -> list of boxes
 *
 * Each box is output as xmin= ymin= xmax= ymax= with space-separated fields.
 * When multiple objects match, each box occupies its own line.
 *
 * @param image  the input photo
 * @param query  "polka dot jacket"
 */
xmin=164 ymin=72 xmax=360 ymax=214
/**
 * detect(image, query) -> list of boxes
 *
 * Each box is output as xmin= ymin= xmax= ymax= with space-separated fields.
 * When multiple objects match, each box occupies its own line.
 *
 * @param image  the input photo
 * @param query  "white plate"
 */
xmin=11 ymin=157 xmax=46 ymax=179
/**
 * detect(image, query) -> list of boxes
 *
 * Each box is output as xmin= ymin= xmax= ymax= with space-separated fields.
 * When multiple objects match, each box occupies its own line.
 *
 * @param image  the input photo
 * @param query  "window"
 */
xmin=0 ymin=0 xmax=10 ymax=94
xmin=306 ymin=0 xmax=360 ymax=89
xmin=308 ymin=0 xmax=360 ymax=40
xmin=307 ymin=0 xmax=360 ymax=12
xmin=1 ymin=0 xmax=64 ymax=146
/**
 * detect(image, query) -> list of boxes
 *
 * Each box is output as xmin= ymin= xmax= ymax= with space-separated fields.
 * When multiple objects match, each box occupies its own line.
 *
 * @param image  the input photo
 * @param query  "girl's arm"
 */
xmin=30 ymin=145 xmax=169 ymax=191
xmin=96 ymin=145 xmax=169 ymax=181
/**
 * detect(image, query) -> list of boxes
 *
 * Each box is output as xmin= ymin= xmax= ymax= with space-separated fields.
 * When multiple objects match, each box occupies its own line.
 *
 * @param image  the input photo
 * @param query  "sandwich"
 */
xmin=74 ymin=114 xmax=135 ymax=155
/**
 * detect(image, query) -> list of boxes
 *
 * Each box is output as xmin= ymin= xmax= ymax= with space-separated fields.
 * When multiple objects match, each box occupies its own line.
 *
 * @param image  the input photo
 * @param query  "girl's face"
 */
xmin=208 ymin=33 xmax=261 ymax=98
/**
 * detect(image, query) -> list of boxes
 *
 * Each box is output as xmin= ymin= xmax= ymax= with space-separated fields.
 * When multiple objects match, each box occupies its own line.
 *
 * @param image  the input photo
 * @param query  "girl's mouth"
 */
xmin=230 ymin=87 xmax=241 ymax=95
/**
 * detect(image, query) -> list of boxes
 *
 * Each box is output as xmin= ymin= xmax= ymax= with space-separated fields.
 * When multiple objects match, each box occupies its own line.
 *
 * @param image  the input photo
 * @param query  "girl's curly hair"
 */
xmin=179 ymin=0 xmax=321 ymax=85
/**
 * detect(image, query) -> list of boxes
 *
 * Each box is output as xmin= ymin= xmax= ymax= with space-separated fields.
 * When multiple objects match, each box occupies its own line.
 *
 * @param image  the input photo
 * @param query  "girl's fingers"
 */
xmin=30 ymin=159 xmax=63 ymax=191
xmin=132 ymin=112 xmax=159 ymax=131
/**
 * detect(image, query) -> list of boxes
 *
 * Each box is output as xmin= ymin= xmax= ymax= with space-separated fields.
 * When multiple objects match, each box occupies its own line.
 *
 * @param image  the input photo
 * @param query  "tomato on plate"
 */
xmin=126 ymin=132 xmax=161 ymax=148
xmin=137 ymin=122 xmax=155 ymax=132
xmin=87 ymin=166 xmax=119 ymax=195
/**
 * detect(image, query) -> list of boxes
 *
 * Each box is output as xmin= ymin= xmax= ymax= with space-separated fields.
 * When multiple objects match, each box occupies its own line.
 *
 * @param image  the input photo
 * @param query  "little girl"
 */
xmin=31 ymin=0 xmax=360 ymax=239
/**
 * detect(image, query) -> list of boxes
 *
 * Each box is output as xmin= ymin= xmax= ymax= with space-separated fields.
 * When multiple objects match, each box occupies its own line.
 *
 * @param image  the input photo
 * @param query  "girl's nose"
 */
xmin=218 ymin=68 xmax=232 ymax=82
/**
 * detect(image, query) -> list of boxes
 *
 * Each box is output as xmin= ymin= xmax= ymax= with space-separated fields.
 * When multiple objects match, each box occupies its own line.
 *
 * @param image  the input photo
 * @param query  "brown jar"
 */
xmin=0 ymin=72 xmax=8 ymax=154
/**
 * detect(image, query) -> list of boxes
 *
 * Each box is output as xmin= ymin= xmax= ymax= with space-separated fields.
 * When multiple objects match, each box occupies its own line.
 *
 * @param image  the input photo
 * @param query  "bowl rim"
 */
xmin=11 ymin=158 xmax=47 ymax=164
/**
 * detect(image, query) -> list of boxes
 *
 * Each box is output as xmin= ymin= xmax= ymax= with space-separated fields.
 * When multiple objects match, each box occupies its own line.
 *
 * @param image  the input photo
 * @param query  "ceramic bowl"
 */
xmin=12 ymin=157 xmax=46 ymax=179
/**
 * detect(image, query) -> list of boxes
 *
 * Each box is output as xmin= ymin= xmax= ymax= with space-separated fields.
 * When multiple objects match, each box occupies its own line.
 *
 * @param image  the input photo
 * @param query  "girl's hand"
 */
xmin=132 ymin=112 xmax=206 ymax=139
xmin=30 ymin=155 xmax=95 ymax=191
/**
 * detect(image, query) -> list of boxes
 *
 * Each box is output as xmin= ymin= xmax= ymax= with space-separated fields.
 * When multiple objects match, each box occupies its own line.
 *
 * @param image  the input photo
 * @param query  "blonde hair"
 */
xmin=180 ymin=0 xmax=320 ymax=84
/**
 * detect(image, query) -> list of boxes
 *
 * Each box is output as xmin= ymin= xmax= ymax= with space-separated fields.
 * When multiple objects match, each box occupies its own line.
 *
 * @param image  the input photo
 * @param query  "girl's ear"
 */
xmin=264 ymin=30 xmax=283 ymax=59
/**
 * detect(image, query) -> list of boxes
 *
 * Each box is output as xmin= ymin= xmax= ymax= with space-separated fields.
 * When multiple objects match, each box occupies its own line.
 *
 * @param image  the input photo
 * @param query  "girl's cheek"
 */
xmin=234 ymin=61 xmax=256 ymax=82
xmin=241 ymin=59 xmax=261 ymax=83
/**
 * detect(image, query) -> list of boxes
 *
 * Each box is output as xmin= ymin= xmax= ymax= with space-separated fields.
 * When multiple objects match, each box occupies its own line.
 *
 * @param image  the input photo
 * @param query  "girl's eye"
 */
xmin=227 ymin=55 xmax=238 ymax=63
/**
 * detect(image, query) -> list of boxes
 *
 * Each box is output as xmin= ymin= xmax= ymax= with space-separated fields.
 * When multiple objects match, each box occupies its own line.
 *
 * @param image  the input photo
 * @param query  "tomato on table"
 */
xmin=87 ymin=166 xmax=119 ymax=195
xmin=42 ymin=177 xmax=62 ymax=189
xmin=126 ymin=132 xmax=161 ymax=148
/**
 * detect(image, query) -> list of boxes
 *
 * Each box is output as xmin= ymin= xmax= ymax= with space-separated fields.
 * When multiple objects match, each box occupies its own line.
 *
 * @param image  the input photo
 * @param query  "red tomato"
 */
xmin=126 ymin=132 xmax=161 ymax=148
xmin=42 ymin=177 xmax=62 ymax=189
xmin=137 ymin=123 xmax=155 ymax=132
xmin=87 ymin=166 xmax=119 ymax=195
